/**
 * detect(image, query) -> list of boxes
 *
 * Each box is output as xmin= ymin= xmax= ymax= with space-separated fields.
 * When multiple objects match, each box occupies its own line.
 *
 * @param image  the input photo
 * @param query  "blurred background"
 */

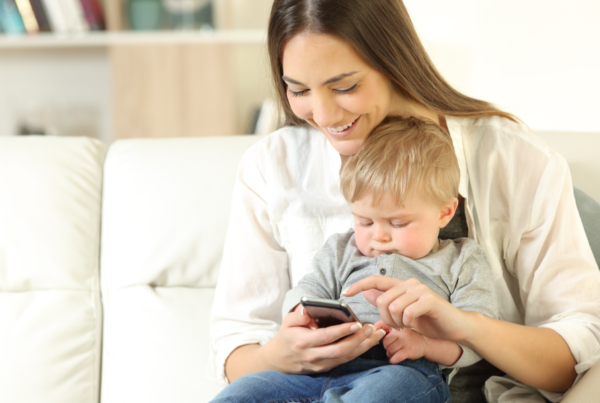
xmin=0 ymin=0 xmax=598 ymax=144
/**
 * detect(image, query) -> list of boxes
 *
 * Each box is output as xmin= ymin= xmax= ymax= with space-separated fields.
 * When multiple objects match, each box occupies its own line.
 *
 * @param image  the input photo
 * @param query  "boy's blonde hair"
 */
xmin=340 ymin=116 xmax=459 ymax=207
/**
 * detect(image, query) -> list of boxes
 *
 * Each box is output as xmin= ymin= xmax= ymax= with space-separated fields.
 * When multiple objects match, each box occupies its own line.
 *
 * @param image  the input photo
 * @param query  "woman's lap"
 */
xmin=211 ymin=347 xmax=449 ymax=403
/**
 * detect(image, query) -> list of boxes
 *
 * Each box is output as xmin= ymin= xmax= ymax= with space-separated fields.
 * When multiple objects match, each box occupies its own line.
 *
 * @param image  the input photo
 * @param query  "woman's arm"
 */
xmin=489 ymin=150 xmax=600 ymax=392
xmin=463 ymin=312 xmax=577 ymax=392
xmin=344 ymin=276 xmax=578 ymax=392
xmin=225 ymin=344 xmax=267 ymax=383
xmin=464 ymin=124 xmax=600 ymax=394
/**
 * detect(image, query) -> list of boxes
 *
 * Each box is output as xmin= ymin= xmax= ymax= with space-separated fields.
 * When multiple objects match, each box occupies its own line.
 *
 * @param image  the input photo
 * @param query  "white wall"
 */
xmin=405 ymin=0 xmax=600 ymax=132
xmin=0 ymin=1 xmax=598 ymax=142
xmin=0 ymin=48 xmax=112 ymax=143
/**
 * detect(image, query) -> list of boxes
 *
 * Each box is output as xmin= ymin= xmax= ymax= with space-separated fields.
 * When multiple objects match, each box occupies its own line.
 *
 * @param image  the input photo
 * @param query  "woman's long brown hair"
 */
xmin=268 ymin=0 xmax=518 ymax=126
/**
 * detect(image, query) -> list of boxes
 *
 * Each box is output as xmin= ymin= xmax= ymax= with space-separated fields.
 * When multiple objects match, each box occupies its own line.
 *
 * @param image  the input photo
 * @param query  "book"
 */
xmin=29 ymin=0 xmax=51 ymax=31
xmin=79 ymin=0 xmax=103 ymax=30
xmin=56 ymin=0 xmax=88 ymax=32
xmin=40 ymin=0 xmax=67 ymax=32
xmin=0 ymin=0 xmax=26 ymax=34
xmin=14 ymin=0 xmax=39 ymax=33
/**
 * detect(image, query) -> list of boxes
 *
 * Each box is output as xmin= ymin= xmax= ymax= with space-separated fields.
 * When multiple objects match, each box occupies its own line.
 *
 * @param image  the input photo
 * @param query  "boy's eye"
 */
xmin=391 ymin=222 xmax=407 ymax=228
xmin=360 ymin=221 xmax=373 ymax=227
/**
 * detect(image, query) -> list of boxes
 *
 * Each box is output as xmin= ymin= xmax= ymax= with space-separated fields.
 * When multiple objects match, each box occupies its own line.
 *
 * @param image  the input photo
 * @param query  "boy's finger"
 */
xmin=389 ymin=350 xmax=407 ymax=365
xmin=373 ymin=319 xmax=393 ymax=334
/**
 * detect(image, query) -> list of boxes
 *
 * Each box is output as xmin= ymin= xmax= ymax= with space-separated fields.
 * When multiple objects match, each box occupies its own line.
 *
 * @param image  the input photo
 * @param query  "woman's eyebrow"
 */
xmin=322 ymin=71 xmax=358 ymax=85
xmin=282 ymin=71 xmax=358 ymax=86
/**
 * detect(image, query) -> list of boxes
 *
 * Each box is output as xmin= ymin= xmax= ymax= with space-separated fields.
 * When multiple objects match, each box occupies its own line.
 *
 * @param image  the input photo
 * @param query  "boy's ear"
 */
xmin=439 ymin=197 xmax=459 ymax=229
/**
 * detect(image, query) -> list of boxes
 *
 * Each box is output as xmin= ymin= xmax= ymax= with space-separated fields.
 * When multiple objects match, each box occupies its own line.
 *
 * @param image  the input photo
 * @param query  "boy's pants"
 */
xmin=211 ymin=344 xmax=450 ymax=403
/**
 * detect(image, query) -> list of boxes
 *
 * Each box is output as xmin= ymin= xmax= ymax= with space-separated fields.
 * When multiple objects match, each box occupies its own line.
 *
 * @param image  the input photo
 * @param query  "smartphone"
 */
xmin=300 ymin=297 xmax=362 ymax=328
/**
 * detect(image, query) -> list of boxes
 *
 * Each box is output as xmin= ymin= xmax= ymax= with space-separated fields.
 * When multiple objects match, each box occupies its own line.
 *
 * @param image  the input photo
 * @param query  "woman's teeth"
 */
xmin=328 ymin=118 xmax=357 ymax=133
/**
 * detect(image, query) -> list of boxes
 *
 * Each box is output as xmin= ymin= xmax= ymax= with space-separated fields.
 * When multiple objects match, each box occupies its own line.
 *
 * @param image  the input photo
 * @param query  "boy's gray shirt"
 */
xmin=282 ymin=229 xmax=498 ymax=368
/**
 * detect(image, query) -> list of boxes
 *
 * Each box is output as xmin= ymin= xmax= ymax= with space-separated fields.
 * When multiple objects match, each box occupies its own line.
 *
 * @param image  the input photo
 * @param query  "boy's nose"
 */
xmin=372 ymin=227 xmax=390 ymax=242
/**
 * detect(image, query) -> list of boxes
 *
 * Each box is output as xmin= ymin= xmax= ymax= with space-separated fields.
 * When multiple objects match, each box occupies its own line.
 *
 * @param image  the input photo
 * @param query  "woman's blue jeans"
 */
xmin=211 ymin=345 xmax=450 ymax=403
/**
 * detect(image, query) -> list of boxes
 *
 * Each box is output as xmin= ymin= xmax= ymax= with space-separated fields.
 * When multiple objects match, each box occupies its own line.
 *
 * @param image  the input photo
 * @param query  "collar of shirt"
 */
xmin=446 ymin=116 xmax=470 ymax=200
xmin=325 ymin=131 xmax=343 ymax=185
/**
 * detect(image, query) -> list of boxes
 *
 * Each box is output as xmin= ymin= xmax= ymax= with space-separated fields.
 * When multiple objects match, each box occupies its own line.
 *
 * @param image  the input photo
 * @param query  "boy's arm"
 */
xmin=383 ymin=326 xmax=463 ymax=366
xmin=281 ymin=232 xmax=350 ymax=316
xmin=422 ymin=336 xmax=463 ymax=366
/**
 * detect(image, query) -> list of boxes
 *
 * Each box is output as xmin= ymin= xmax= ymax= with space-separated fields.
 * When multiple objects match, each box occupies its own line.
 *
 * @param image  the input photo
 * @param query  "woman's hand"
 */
xmin=343 ymin=276 xmax=473 ymax=343
xmin=259 ymin=304 xmax=386 ymax=374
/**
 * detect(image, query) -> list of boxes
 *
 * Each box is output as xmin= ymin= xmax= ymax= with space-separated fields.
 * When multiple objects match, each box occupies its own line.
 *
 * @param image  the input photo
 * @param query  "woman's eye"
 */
xmin=288 ymin=88 xmax=309 ymax=97
xmin=334 ymin=84 xmax=358 ymax=95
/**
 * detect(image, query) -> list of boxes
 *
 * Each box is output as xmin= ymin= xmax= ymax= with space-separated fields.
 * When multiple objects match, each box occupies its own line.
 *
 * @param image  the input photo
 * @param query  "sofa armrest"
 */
xmin=562 ymin=359 xmax=600 ymax=402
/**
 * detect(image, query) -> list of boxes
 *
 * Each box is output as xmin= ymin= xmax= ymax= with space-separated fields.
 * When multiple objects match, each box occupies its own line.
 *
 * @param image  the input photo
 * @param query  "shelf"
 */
xmin=0 ymin=30 xmax=266 ymax=49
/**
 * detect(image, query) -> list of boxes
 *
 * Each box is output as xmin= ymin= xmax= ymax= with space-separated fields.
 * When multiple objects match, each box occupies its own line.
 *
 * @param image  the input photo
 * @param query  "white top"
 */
xmin=208 ymin=116 xmax=600 ymax=401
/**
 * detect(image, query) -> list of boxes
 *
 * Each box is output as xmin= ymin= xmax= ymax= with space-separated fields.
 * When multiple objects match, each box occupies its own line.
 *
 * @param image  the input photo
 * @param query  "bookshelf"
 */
xmin=0 ymin=30 xmax=266 ymax=48
xmin=0 ymin=0 xmax=274 ymax=141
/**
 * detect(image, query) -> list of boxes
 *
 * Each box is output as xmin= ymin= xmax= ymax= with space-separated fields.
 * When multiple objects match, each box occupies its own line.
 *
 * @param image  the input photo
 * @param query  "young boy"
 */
xmin=212 ymin=116 xmax=498 ymax=402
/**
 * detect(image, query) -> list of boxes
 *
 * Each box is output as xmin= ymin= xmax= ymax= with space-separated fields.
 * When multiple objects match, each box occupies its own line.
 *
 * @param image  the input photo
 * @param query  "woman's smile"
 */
xmin=325 ymin=116 xmax=361 ymax=138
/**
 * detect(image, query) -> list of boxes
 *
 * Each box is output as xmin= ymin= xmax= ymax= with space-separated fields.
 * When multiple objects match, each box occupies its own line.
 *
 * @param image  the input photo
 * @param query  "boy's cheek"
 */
xmin=353 ymin=229 xmax=372 ymax=256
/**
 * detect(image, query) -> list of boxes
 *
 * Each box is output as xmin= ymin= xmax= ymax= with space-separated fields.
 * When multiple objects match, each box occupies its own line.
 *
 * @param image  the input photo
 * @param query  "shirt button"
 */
xmin=380 ymin=268 xmax=387 ymax=275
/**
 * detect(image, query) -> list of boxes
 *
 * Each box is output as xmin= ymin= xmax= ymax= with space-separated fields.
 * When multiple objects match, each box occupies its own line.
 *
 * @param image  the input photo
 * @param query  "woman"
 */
xmin=209 ymin=0 xmax=600 ymax=401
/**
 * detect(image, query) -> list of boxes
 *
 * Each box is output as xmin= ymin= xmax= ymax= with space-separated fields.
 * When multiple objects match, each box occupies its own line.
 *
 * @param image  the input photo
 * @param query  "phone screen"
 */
xmin=301 ymin=297 xmax=361 ymax=328
xmin=303 ymin=305 xmax=354 ymax=327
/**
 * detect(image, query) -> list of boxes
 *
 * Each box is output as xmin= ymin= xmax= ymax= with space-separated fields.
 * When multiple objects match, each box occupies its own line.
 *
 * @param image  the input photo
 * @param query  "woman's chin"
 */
xmin=327 ymin=138 xmax=365 ymax=158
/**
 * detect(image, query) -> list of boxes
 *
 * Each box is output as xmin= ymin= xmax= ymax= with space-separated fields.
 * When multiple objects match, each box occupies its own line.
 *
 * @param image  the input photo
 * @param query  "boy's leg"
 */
xmin=210 ymin=370 xmax=329 ymax=403
xmin=321 ymin=357 xmax=450 ymax=403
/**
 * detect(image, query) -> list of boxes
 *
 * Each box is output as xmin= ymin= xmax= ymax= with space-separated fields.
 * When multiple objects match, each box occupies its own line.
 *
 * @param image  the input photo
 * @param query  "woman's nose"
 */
xmin=311 ymin=93 xmax=342 ymax=128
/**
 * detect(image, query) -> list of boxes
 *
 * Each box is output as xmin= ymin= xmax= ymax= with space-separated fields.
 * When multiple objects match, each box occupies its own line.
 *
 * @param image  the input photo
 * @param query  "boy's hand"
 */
xmin=375 ymin=320 xmax=427 ymax=364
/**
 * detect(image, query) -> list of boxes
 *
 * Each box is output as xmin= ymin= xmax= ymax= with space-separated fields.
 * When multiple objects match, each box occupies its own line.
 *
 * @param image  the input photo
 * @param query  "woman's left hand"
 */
xmin=343 ymin=275 xmax=472 ymax=343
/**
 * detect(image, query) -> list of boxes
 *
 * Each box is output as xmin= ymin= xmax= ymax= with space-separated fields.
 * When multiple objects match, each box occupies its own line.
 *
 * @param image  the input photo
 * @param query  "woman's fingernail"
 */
xmin=350 ymin=322 xmax=363 ymax=332
xmin=375 ymin=329 xmax=387 ymax=340
xmin=342 ymin=288 xmax=349 ymax=295
xmin=364 ymin=324 xmax=375 ymax=336
xmin=300 ymin=307 xmax=305 ymax=316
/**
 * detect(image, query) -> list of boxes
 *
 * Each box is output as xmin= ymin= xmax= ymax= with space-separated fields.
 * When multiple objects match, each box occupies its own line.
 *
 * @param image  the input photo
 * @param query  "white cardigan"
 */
xmin=209 ymin=116 xmax=600 ymax=401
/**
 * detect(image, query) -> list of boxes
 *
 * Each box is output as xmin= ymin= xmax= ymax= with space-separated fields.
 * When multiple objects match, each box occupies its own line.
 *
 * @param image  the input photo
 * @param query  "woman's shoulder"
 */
xmin=251 ymin=125 xmax=324 ymax=151
xmin=245 ymin=125 xmax=328 ymax=166
xmin=451 ymin=115 xmax=567 ymax=172
xmin=457 ymin=116 xmax=554 ymax=155
xmin=239 ymin=125 xmax=338 ymax=193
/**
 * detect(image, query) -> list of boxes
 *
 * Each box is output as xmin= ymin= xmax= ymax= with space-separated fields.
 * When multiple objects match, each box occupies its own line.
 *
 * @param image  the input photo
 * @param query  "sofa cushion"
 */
xmin=0 ymin=136 xmax=105 ymax=403
xmin=100 ymin=135 xmax=261 ymax=403
xmin=575 ymin=188 xmax=600 ymax=268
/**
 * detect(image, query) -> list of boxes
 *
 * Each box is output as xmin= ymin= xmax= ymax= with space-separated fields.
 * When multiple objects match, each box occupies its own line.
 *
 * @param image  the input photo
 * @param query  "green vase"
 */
xmin=128 ymin=0 xmax=163 ymax=30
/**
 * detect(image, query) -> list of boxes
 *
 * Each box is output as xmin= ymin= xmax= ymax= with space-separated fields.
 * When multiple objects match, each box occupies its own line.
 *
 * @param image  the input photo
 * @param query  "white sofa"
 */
xmin=0 ymin=132 xmax=598 ymax=403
